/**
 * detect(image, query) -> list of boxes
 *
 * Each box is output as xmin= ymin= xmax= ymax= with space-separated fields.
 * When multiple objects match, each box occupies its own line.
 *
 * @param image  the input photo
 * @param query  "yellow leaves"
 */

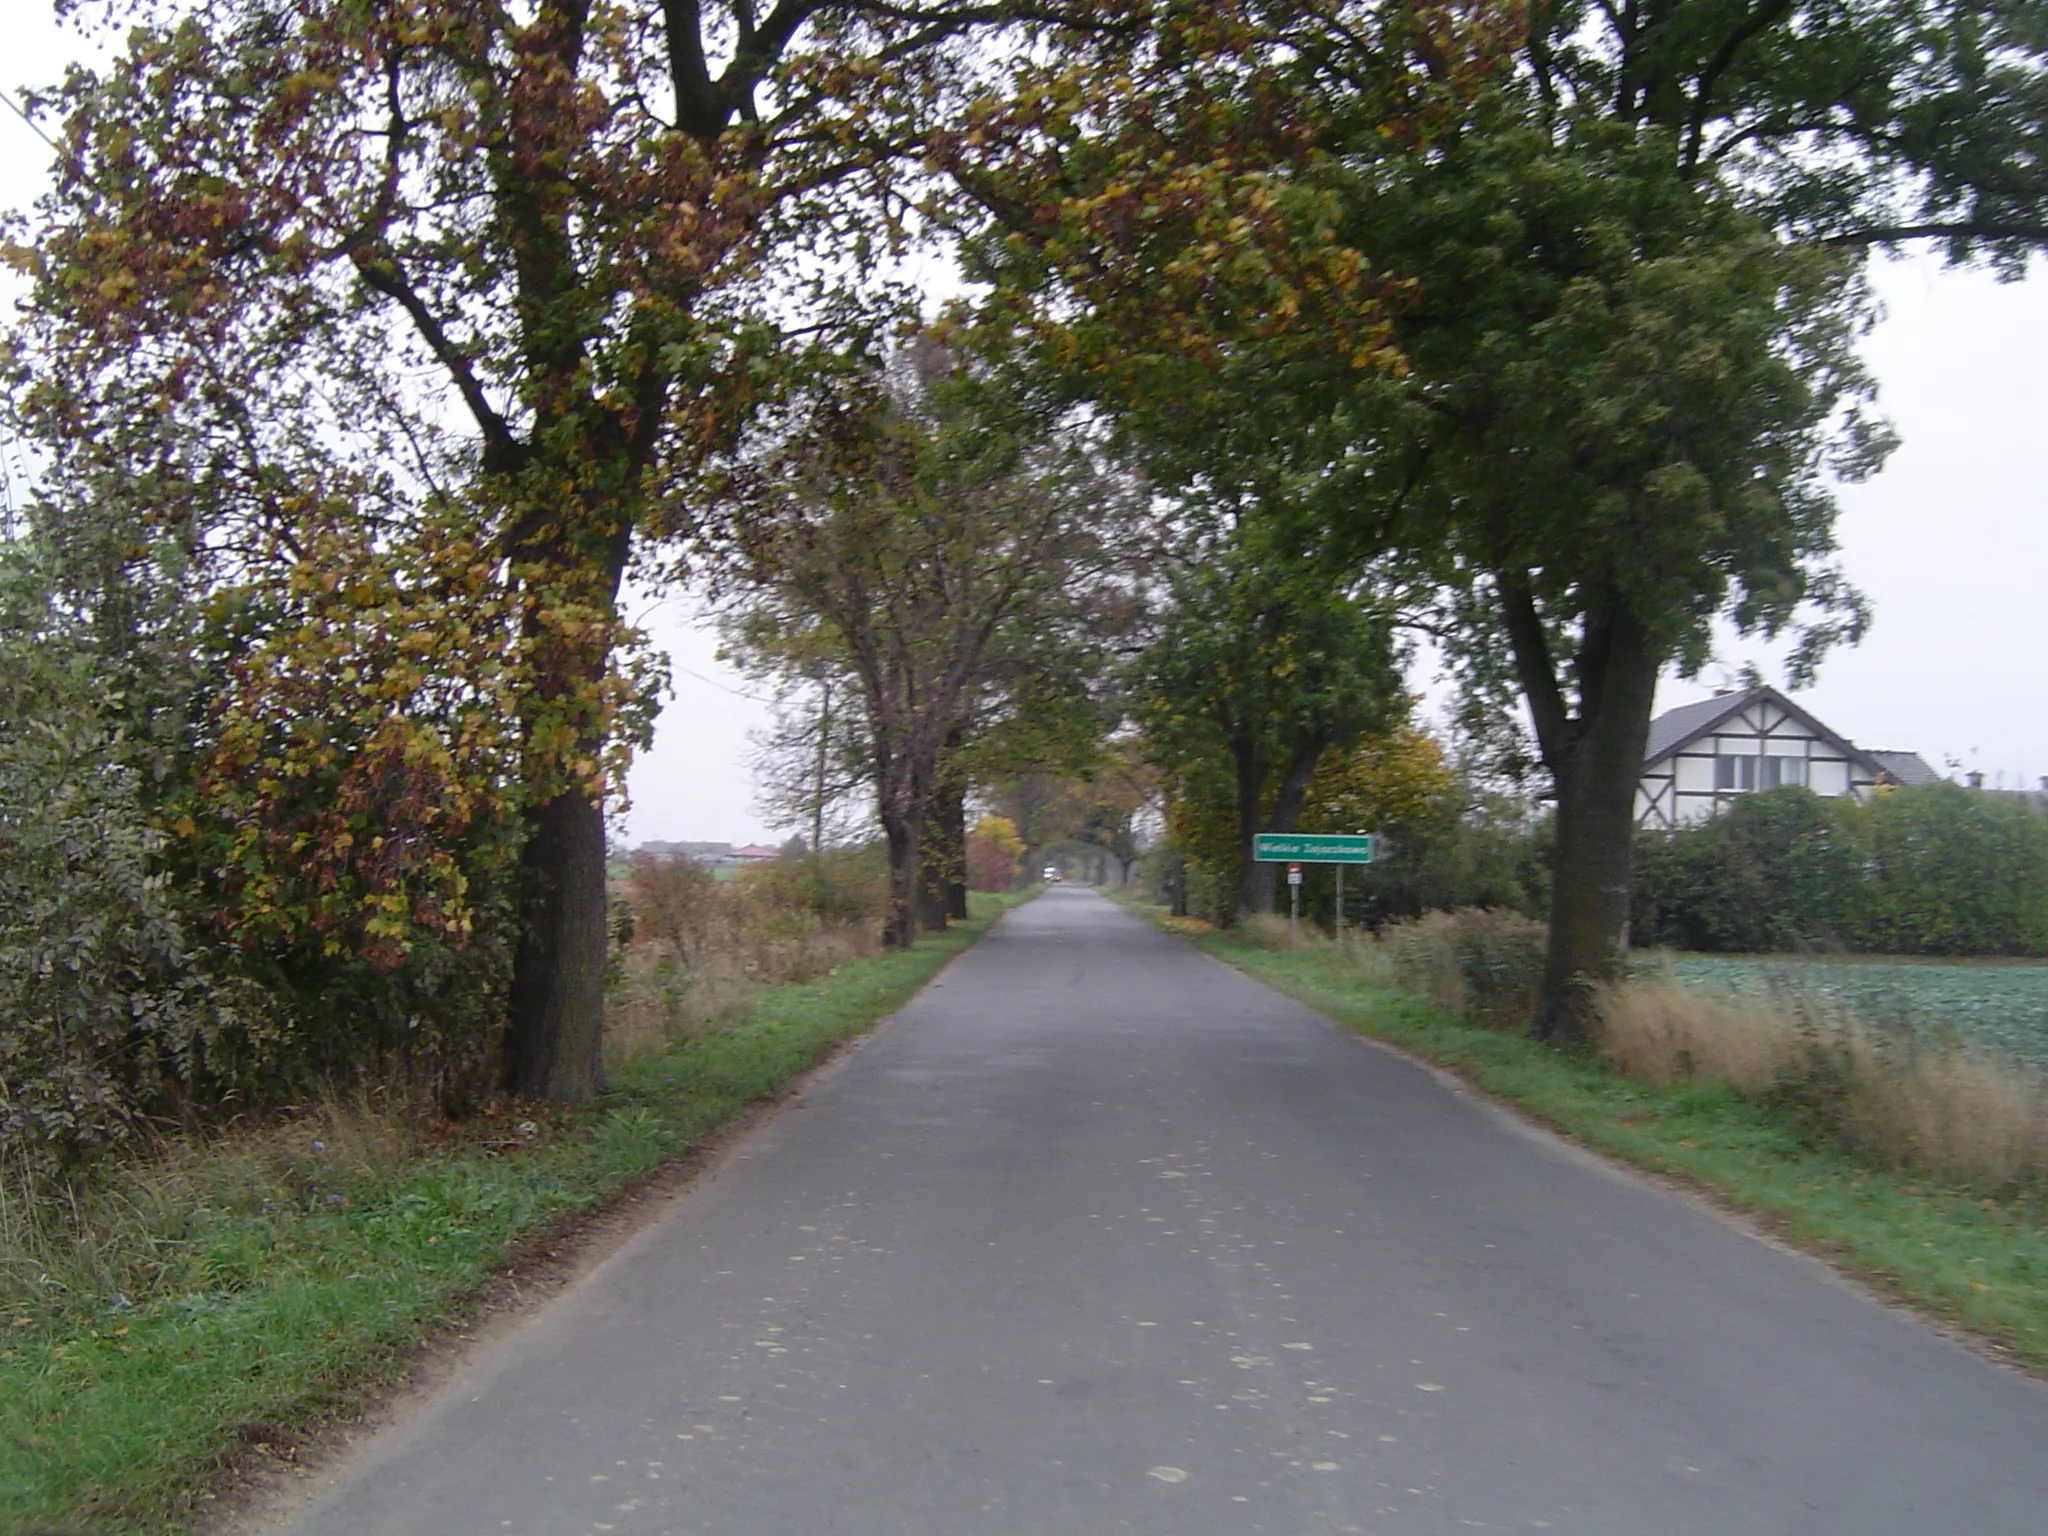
xmin=1301 ymin=722 xmax=1454 ymax=835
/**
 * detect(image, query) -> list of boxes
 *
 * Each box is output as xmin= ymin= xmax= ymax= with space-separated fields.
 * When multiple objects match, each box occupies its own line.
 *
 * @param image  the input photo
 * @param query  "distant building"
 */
xmin=1636 ymin=685 xmax=1939 ymax=831
xmin=728 ymin=843 xmax=780 ymax=865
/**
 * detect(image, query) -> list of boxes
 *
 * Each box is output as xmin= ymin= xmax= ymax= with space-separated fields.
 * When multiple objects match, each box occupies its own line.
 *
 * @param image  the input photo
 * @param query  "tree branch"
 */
xmin=1817 ymin=219 xmax=2048 ymax=249
xmin=351 ymin=250 xmax=521 ymax=466
xmin=1680 ymin=0 xmax=1794 ymax=175
xmin=661 ymin=0 xmax=724 ymax=139
xmin=1495 ymin=567 xmax=1573 ymax=774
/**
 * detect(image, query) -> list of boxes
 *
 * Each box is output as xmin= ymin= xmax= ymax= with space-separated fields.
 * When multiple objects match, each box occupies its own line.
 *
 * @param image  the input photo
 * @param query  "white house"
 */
xmin=1636 ymin=686 xmax=1938 ymax=831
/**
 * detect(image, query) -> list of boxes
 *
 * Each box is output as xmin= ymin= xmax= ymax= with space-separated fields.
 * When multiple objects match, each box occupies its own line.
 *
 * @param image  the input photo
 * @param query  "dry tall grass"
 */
xmin=1344 ymin=908 xmax=1547 ymax=1030
xmin=1236 ymin=912 xmax=1331 ymax=951
xmin=1330 ymin=907 xmax=2048 ymax=1192
xmin=606 ymin=852 xmax=887 ymax=1066
xmin=1593 ymin=979 xmax=2048 ymax=1191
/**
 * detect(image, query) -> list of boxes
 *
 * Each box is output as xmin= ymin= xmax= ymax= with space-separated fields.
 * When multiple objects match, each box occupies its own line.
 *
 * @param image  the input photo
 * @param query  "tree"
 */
xmin=1329 ymin=0 xmax=2048 ymax=1032
xmin=1298 ymin=721 xmax=1455 ymax=841
xmin=1356 ymin=120 xmax=1889 ymax=1035
xmin=8 ymin=0 xmax=1109 ymax=1100
xmin=950 ymin=0 xmax=2048 ymax=1036
xmin=966 ymin=812 xmax=1026 ymax=891
xmin=718 ymin=343 xmax=1136 ymax=946
xmin=746 ymin=658 xmax=876 ymax=852
xmin=1133 ymin=509 xmax=1403 ymax=920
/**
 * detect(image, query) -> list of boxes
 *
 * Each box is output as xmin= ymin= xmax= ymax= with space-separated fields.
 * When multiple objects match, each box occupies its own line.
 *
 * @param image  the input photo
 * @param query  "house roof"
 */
xmin=1641 ymin=685 xmax=1872 ymax=770
xmin=1867 ymin=751 xmax=1941 ymax=786
xmin=729 ymin=843 xmax=780 ymax=859
xmin=1643 ymin=692 xmax=1754 ymax=764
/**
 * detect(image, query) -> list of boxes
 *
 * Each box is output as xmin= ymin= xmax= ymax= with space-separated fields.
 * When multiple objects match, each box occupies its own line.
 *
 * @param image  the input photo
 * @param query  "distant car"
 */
xmin=1043 ymin=865 xmax=1062 ymax=883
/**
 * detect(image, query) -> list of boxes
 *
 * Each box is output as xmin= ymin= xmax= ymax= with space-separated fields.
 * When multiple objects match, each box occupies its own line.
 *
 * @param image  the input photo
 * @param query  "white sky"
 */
xmin=4 ymin=6 xmax=2043 ymax=843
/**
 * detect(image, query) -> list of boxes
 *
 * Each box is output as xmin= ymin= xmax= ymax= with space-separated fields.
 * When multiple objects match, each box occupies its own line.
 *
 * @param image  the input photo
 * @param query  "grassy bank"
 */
xmin=1119 ymin=901 xmax=2048 ymax=1376
xmin=0 ymin=892 xmax=1030 ymax=1536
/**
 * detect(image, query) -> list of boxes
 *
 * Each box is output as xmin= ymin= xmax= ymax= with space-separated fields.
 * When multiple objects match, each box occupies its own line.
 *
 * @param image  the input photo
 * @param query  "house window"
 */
xmin=1761 ymin=756 xmax=1806 ymax=789
xmin=1714 ymin=754 xmax=1756 ymax=791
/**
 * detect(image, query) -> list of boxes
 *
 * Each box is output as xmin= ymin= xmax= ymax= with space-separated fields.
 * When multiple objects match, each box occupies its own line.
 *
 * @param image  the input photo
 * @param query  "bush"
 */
xmin=1632 ymin=784 xmax=2048 ymax=957
xmin=1364 ymin=908 xmax=1547 ymax=1029
xmin=0 ymin=549 xmax=273 ymax=1182
xmin=1349 ymin=785 xmax=1550 ymax=924
xmin=1850 ymin=783 xmax=2048 ymax=956
xmin=607 ymin=849 xmax=889 ymax=1061
xmin=1632 ymin=787 xmax=1856 ymax=953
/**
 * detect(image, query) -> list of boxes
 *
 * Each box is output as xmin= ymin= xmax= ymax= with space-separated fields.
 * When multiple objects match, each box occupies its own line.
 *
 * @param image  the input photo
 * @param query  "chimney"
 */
xmin=1967 ymin=770 xmax=1985 ymax=790
xmin=1712 ymin=688 xmax=1732 ymax=697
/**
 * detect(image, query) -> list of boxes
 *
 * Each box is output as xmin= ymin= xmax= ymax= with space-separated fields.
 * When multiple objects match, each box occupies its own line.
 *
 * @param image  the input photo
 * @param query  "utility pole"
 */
xmin=812 ymin=674 xmax=832 ymax=857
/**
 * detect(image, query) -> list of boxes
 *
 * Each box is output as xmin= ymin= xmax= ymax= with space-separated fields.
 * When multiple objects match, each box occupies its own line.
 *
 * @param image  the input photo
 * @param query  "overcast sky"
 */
xmin=5 ymin=10 xmax=2043 ymax=845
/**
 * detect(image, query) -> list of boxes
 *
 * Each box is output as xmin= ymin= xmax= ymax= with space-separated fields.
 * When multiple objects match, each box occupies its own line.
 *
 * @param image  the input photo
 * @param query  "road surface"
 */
xmin=276 ymin=888 xmax=2048 ymax=1535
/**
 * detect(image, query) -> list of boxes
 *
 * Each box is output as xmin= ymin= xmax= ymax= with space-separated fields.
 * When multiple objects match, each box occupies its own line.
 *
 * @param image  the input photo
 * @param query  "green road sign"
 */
xmin=1252 ymin=833 xmax=1374 ymax=864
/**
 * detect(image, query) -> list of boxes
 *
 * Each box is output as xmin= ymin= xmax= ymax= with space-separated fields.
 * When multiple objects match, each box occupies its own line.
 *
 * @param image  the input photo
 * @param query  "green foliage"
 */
xmin=1853 ymin=784 xmax=2048 ymax=956
xmin=1634 ymin=785 xmax=2048 ymax=957
xmin=1351 ymin=780 xmax=1551 ymax=922
xmin=1633 ymin=788 xmax=1860 ymax=953
xmin=1135 ymin=511 xmax=1403 ymax=918
xmin=0 ymin=544 xmax=270 ymax=1181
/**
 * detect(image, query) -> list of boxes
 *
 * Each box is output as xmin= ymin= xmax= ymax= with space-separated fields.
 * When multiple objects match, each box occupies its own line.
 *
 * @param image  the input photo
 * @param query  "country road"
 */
xmin=273 ymin=888 xmax=2048 ymax=1535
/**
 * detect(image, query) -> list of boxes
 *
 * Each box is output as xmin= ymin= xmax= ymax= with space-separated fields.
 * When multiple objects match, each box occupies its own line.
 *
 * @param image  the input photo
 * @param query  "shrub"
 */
xmin=1632 ymin=783 xmax=2048 ymax=958
xmin=1365 ymin=908 xmax=1547 ymax=1029
xmin=0 ymin=549 xmax=274 ymax=1182
xmin=1632 ymin=787 xmax=1856 ymax=952
xmin=1849 ymin=783 xmax=2048 ymax=956
xmin=966 ymin=814 xmax=1023 ymax=892
xmin=626 ymin=853 xmax=723 ymax=966
xmin=733 ymin=850 xmax=890 ymax=933
xmin=605 ymin=849 xmax=888 ymax=1061
xmin=1349 ymin=785 xmax=1550 ymax=924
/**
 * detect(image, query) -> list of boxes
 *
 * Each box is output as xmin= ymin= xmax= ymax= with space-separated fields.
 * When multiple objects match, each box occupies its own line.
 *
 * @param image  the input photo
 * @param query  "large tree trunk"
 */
xmin=919 ymin=737 xmax=968 ymax=927
xmin=938 ymin=785 xmax=968 ymax=920
xmin=1233 ymin=735 xmax=1328 ymax=920
xmin=1500 ymin=574 xmax=1664 ymax=1042
xmin=882 ymin=806 xmax=922 ymax=950
xmin=501 ymin=490 xmax=632 ymax=1102
xmin=1231 ymin=739 xmax=1267 ymax=922
xmin=504 ymin=790 xmax=609 ymax=1100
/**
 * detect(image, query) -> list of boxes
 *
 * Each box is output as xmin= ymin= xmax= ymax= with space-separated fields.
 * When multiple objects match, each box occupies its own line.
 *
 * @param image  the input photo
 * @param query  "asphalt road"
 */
xmin=276 ymin=888 xmax=2048 ymax=1536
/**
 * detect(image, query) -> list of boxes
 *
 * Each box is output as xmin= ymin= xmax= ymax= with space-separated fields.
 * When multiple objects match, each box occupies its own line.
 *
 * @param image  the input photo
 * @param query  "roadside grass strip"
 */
xmin=0 ymin=893 xmax=1030 ymax=1536
xmin=1128 ymin=906 xmax=2048 ymax=1377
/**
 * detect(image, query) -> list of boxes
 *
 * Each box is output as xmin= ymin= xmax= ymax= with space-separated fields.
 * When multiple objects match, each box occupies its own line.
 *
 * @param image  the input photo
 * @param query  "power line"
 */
xmin=0 ymin=87 xmax=56 ymax=153
xmin=672 ymin=662 xmax=773 ymax=704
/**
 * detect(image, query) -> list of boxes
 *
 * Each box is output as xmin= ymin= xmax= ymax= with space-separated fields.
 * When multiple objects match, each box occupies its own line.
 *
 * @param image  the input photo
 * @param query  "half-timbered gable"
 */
xmin=1636 ymin=687 xmax=1933 ymax=831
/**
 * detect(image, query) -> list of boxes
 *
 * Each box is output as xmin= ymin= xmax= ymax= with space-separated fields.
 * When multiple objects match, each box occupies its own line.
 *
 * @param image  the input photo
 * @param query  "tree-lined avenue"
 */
xmin=272 ymin=890 xmax=2048 ymax=1535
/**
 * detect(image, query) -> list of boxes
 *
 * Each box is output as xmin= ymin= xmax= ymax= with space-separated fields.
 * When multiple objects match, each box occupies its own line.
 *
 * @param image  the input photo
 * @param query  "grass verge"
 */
xmin=1115 ymin=899 xmax=2048 ymax=1377
xmin=0 ymin=892 xmax=1030 ymax=1536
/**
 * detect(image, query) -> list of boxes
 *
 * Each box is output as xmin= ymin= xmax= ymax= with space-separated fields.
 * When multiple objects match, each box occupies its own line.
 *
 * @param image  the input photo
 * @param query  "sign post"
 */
xmin=1251 ymin=833 xmax=1374 ymax=864
xmin=1255 ymin=834 xmax=1373 ymax=946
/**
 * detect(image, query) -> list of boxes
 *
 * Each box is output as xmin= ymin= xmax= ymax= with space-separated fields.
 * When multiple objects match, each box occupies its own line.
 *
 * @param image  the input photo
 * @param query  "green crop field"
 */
xmin=1653 ymin=955 xmax=2048 ymax=1069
